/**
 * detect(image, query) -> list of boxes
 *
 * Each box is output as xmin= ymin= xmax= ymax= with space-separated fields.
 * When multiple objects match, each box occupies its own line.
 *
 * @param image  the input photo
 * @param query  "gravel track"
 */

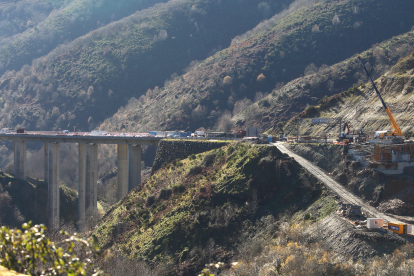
xmin=274 ymin=142 xmax=402 ymax=224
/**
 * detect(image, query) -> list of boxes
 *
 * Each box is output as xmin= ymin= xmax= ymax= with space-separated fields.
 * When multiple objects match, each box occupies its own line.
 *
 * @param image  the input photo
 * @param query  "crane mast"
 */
xmin=357 ymin=56 xmax=403 ymax=137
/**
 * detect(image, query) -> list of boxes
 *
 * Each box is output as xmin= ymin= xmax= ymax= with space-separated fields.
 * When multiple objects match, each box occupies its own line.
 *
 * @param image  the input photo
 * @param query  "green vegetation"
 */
xmin=0 ymin=173 xmax=78 ymax=228
xmin=0 ymin=222 xmax=102 ymax=275
xmin=93 ymin=143 xmax=323 ymax=275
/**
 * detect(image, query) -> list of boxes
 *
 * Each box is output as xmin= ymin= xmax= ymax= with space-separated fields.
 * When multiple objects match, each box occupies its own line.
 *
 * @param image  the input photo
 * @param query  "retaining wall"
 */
xmin=152 ymin=140 xmax=230 ymax=173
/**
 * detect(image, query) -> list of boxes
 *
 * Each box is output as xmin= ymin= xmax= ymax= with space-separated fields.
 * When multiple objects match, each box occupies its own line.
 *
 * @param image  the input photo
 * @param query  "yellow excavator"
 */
xmin=357 ymin=56 xmax=403 ymax=140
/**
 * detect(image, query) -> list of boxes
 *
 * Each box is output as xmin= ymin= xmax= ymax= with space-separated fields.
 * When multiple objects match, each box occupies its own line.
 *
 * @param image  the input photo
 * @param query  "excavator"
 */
xmin=338 ymin=122 xmax=366 ymax=143
xmin=357 ymin=56 xmax=404 ymax=142
xmin=338 ymin=122 xmax=352 ymax=143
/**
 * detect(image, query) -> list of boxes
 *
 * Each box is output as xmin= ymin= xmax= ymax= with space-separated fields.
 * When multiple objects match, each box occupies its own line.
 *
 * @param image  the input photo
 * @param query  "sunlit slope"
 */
xmin=99 ymin=0 xmax=414 ymax=133
xmin=93 ymin=143 xmax=321 ymax=274
xmin=282 ymin=51 xmax=414 ymax=136
xmin=0 ymin=0 xmax=170 ymax=74
xmin=251 ymin=31 xmax=414 ymax=132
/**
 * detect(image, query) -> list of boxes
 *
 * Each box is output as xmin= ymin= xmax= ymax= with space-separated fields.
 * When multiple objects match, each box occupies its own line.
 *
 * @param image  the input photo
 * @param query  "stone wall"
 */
xmin=152 ymin=140 xmax=230 ymax=173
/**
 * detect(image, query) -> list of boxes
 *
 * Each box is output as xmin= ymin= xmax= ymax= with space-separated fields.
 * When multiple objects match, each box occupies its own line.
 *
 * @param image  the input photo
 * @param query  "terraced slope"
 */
xmin=251 ymin=31 xmax=414 ymax=132
xmin=283 ymin=50 xmax=414 ymax=136
xmin=99 ymin=0 xmax=414 ymax=133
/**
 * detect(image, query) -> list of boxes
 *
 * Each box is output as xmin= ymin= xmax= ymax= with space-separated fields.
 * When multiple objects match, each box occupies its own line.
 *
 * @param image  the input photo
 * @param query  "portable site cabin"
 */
xmin=367 ymin=218 xmax=384 ymax=229
xmin=388 ymin=222 xmax=407 ymax=234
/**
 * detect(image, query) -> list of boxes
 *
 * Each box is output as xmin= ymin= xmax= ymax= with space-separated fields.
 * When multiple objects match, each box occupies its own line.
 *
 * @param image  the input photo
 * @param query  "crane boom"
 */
xmin=357 ymin=56 xmax=402 ymax=136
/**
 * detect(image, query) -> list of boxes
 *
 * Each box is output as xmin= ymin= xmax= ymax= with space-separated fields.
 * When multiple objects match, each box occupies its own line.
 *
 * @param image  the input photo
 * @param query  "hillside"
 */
xmin=0 ymin=173 xmax=78 ymax=228
xmin=93 ymin=143 xmax=327 ymax=275
xmin=283 ymin=50 xmax=414 ymax=137
xmin=0 ymin=0 xmax=170 ymax=74
xmin=251 ymin=31 xmax=414 ymax=132
xmin=0 ymin=0 xmax=291 ymax=131
xmin=99 ymin=0 xmax=414 ymax=133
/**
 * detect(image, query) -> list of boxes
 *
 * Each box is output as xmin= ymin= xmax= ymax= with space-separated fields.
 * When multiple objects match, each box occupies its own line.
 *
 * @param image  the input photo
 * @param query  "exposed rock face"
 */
xmin=151 ymin=140 xmax=229 ymax=173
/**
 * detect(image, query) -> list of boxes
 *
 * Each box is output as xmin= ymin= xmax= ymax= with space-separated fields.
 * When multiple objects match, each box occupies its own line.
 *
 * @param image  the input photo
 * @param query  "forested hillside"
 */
xmin=99 ymin=0 xmax=414 ymax=133
xmin=0 ymin=0 xmax=292 ymax=131
xmin=0 ymin=0 xmax=171 ymax=74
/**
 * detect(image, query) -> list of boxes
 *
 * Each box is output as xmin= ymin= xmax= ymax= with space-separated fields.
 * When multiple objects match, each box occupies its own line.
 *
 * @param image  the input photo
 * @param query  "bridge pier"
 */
xmin=45 ymin=142 xmax=60 ymax=230
xmin=14 ymin=141 xmax=26 ymax=180
xmin=117 ymin=144 xmax=128 ymax=201
xmin=78 ymin=143 xmax=98 ymax=229
xmin=117 ymin=145 xmax=141 ymax=200
xmin=128 ymin=145 xmax=141 ymax=191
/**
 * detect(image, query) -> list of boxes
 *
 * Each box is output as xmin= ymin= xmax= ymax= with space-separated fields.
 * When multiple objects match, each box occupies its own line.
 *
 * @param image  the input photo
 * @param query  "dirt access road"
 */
xmin=274 ymin=142 xmax=402 ymax=224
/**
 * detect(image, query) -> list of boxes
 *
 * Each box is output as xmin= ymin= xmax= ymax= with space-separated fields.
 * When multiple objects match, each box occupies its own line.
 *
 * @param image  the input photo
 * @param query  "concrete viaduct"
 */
xmin=0 ymin=133 xmax=162 ymax=230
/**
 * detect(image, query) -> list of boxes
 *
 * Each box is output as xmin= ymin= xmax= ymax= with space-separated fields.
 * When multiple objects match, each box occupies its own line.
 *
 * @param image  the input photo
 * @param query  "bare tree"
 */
xmin=311 ymin=24 xmax=320 ymax=33
xmin=304 ymin=63 xmax=318 ymax=76
xmin=332 ymin=14 xmax=341 ymax=25
xmin=215 ymin=111 xmax=235 ymax=131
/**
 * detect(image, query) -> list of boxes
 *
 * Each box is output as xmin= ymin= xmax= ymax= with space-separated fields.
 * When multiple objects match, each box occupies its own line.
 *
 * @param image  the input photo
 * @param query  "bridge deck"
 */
xmin=0 ymin=132 xmax=162 ymax=145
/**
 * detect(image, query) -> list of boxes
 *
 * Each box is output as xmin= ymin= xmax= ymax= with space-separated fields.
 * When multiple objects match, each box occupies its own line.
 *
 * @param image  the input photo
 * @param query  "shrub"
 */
xmin=201 ymin=152 xmax=216 ymax=167
xmin=223 ymin=76 xmax=232 ymax=85
xmin=256 ymin=73 xmax=266 ymax=82
xmin=172 ymin=184 xmax=185 ymax=194
xmin=145 ymin=195 xmax=156 ymax=207
xmin=157 ymin=188 xmax=172 ymax=200
xmin=188 ymin=165 xmax=203 ymax=178
xmin=0 ymin=222 xmax=102 ymax=275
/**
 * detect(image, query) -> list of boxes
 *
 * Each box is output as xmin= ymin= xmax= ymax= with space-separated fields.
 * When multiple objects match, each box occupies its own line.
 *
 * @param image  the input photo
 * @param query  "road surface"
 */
xmin=274 ymin=142 xmax=402 ymax=224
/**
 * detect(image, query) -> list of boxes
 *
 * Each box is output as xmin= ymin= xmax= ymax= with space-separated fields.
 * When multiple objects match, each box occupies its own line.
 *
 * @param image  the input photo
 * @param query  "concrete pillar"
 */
xmin=85 ymin=143 xmax=98 ymax=222
xmin=14 ymin=141 xmax=26 ymax=180
xmin=78 ymin=143 xmax=98 ymax=230
xmin=128 ymin=145 xmax=141 ymax=191
xmin=44 ymin=142 xmax=48 ymax=184
xmin=78 ymin=143 xmax=86 ymax=230
xmin=46 ymin=143 xmax=60 ymax=230
xmin=117 ymin=144 xmax=128 ymax=201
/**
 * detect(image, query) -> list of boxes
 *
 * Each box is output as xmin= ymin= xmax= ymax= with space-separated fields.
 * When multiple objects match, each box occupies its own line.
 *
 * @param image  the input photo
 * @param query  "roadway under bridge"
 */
xmin=0 ymin=132 xmax=162 ymax=230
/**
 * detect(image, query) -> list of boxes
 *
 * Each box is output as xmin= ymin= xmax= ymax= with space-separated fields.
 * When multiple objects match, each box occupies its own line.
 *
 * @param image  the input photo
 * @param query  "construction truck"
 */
xmin=357 ymin=56 xmax=404 ymax=143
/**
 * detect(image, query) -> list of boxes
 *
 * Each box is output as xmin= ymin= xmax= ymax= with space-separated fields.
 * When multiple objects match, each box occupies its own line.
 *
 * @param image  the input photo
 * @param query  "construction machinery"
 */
xmin=338 ymin=122 xmax=351 ymax=143
xmin=338 ymin=122 xmax=366 ymax=143
xmin=357 ymin=56 xmax=404 ymax=143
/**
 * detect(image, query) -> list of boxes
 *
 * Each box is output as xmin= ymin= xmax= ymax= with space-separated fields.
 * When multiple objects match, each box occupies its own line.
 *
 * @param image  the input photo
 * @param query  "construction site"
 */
xmin=281 ymin=56 xmax=414 ymax=176
xmin=276 ymin=57 xmax=414 ymax=239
